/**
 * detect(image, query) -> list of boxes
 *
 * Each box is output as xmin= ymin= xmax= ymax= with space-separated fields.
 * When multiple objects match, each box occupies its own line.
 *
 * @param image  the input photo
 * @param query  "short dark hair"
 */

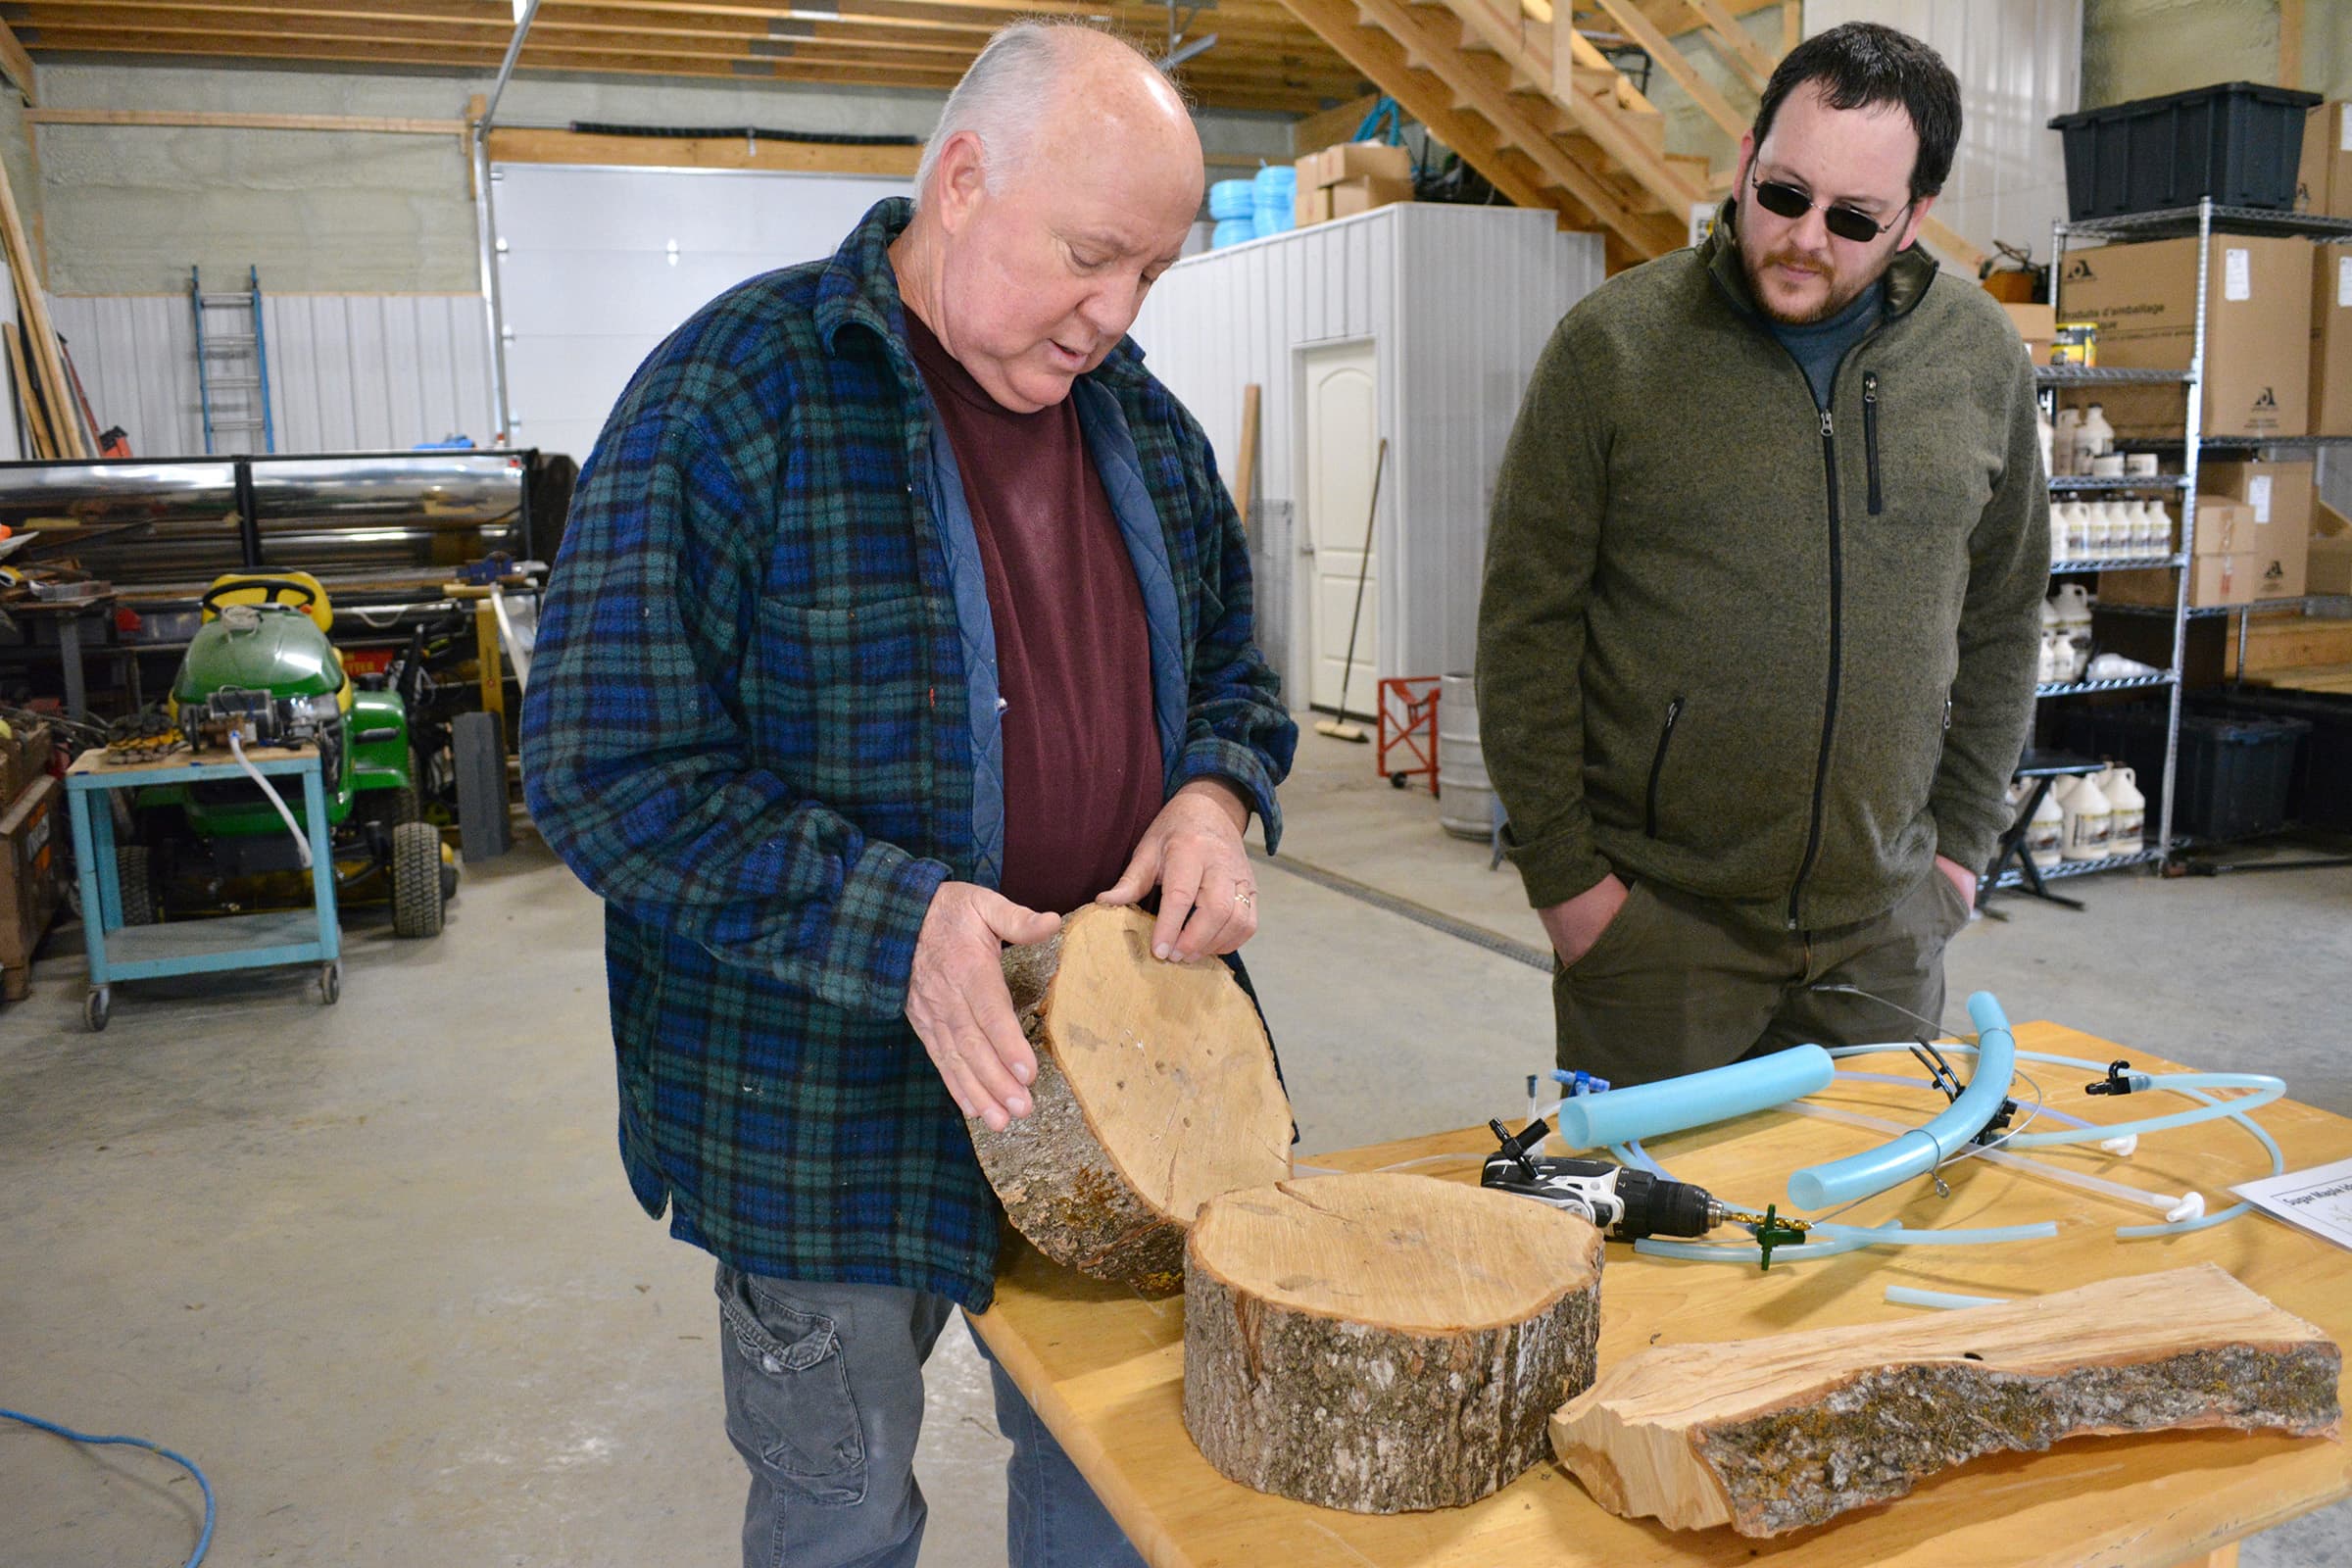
xmin=1750 ymin=23 xmax=1961 ymax=202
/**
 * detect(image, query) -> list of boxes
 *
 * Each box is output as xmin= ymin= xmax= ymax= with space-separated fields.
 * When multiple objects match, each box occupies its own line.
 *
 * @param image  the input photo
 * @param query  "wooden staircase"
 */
xmin=1276 ymin=0 xmax=1984 ymax=273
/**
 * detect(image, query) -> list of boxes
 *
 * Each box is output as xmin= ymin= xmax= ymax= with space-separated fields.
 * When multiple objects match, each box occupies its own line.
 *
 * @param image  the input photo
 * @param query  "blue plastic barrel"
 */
xmin=1208 ymin=179 xmax=1256 ymax=220
xmin=1251 ymin=165 xmax=1298 ymax=239
xmin=1210 ymin=218 xmax=1256 ymax=250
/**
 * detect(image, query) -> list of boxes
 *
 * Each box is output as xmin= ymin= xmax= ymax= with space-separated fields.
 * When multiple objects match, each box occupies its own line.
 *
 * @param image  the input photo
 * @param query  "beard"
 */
xmin=1740 ymin=234 xmax=1894 ymax=326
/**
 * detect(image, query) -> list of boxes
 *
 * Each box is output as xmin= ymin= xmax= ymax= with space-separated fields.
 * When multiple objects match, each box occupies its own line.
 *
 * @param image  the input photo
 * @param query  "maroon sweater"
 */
xmin=904 ymin=312 xmax=1164 ymax=915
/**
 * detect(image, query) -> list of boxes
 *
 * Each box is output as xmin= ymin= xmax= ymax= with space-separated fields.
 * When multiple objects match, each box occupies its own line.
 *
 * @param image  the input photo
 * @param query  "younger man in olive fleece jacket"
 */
xmin=1477 ymin=23 xmax=2045 ymax=1086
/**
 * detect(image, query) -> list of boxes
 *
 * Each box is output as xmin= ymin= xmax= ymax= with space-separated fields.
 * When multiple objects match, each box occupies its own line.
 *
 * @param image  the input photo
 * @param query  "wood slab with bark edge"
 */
xmin=1185 ymin=1171 xmax=1604 ymax=1512
xmin=969 ymin=903 xmax=1291 ymax=1296
xmin=1552 ymin=1262 xmax=2341 ymax=1538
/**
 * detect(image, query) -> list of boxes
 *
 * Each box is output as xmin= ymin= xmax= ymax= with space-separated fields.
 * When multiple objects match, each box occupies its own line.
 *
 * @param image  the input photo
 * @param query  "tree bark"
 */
xmin=1552 ymin=1263 xmax=2342 ymax=1537
xmin=969 ymin=903 xmax=1291 ymax=1296
xmin=1184 ymin=1171 xmax=1605 ymax=1512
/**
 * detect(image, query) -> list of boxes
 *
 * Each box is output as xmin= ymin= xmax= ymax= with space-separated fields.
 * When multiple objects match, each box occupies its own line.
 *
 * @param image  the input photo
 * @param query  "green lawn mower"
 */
xmin=125 ymin=572 xmax=458 ymax=936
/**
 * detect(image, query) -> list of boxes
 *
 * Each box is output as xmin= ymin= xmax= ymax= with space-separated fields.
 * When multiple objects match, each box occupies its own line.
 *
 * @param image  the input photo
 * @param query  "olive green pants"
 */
xmin=1552 ymin=868 xmax=1972 ymax=1088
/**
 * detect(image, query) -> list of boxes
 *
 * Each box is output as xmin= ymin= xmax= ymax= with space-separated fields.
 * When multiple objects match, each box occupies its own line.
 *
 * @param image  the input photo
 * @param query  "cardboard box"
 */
xmin=2055 ymin=234 xmax=2312 ymax=439
xmin=2103 ymin=546 xmax=2307 ymax=610
xmin=2314 ymin=248 xmax=2352 ymax=435
xmin=2311 ymin=532 xmax=2352 ymax=595
xmin=2001 ymin=303 xmax=2055 ymax=364
xmin=1296 ymin=140 xmax=1411 ymax=191
xmin=0 ymin=772 xmax=62 ymax=1001
xmin=1295 ymin=184 xmax=1333 ymax=227
xmin=1330 ymin=175 xmax=1410 ymax=220
xmin=2193 ymin=462 xmax=2314 ymax=551
xmin=2326 ymin=101 xmax=2352 ymax=220
xmin=2296 ymin=102 xmax=2338 ymax=213
xmin=2186 ymin=495 xmax=2258 ymax=557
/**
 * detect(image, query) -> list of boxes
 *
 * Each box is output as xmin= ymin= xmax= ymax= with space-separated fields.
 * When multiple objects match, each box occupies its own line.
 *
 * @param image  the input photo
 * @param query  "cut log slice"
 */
xmin=1552 ymin=1262 xmax=2342 ymax=1538
xmin=1184 ymin=1171 xmax=1604 ymax=1513
xmin=971 ymin=903 xmax=1292 ymax=1296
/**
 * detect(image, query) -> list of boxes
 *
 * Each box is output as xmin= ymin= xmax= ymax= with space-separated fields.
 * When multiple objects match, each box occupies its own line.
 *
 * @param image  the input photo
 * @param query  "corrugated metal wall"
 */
xmin=1133 ymin=204 xmax=1602 ymax=698
xmin=44 ymin=292 xmax=493 ymax=459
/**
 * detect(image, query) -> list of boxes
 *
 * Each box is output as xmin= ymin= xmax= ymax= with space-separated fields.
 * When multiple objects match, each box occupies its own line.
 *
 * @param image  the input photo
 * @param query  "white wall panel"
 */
xmin=490 ymin=163 xmax=910 ymax=467
xmin=1804 ymin=0 xmax=2083 ymax=267
xmin=1133 ymin=205 xmax=1602 ymax=701
xmin=49 ymin=291 xmax=492 ymax=459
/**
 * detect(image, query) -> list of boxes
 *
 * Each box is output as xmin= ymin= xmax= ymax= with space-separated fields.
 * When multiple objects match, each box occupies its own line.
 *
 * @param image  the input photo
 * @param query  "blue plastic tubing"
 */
xmin=1552 ymin=1045 xmax=1834 ymax=1151
xmin=1787 ymin=991 xmax=2018 ymax=1211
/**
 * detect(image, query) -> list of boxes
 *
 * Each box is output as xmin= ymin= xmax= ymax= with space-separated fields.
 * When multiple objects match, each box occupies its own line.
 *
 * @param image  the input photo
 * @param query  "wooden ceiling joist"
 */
xmin=16 ymin=0 xmax=1364 ymax=113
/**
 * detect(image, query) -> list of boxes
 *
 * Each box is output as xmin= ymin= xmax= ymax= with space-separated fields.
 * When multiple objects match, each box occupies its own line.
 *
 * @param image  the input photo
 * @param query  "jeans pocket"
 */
xmin=716 ymin=1267 xmax=868 ymax=1506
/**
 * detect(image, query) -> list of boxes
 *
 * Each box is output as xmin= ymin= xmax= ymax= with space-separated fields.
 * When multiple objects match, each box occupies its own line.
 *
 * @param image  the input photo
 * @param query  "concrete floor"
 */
xmin=3 ymin=725 xmax=2349 ymax=1566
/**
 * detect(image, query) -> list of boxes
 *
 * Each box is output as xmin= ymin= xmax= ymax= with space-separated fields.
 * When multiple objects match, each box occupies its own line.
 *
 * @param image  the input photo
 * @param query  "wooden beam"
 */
xmin=1279 ymin=0 xmax=1572 ymax=218
xmin=0 ymin=19 xmax=34 ymax=105
xmin=27 ymin=108 xmax=467 ymax=134
xmin=18 ymin=0 xmax=1340 ymax=53
xmin=1588 ymin=0 xmax=1748 ymax=141
xmin=486 ymin=124 xmax=920 ymax=175
xmin=1356 ymin=0 xmax=1684 ymax=254
xmin=1780 ymin=0 xmax=1797 ymax=56
xmin=1292 ymin=91 xmax=1383 ymax=157
xmin=1684 ymin=0 xmax=1773 ymax=95
xmin=1917 ymin=213 xmax=1986 ymax=275
xmin=2281 ymin=0 xmax=2304 ymax=90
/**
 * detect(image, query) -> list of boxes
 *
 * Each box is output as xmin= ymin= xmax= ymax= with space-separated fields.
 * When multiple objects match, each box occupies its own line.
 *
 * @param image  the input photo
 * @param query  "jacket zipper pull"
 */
xmin=1820 ymin=410 xmax=1834 ymax=439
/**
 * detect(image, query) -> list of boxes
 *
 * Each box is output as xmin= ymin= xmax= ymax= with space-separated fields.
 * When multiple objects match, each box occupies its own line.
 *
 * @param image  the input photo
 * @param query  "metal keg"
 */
xmin=1437 ymin=671 xmax=1494 ymax=841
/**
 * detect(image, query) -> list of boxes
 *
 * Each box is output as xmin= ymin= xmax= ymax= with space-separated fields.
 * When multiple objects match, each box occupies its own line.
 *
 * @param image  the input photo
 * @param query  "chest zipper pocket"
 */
xmin=1645 ymin=696 xmax=1686 ymax=839
xmin=1863 ymin=371 xmax=1884 ymax=515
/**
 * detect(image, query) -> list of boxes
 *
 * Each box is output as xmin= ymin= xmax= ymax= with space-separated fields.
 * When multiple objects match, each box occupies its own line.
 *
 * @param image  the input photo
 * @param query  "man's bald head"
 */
xmin=912 ymin=23 xmax=1200 ymax=210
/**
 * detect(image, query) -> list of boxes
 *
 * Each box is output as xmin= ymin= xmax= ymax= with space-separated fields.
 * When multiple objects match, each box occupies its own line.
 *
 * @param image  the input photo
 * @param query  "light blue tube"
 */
xmin=2001 ymin=1073 xmax=2283 ymax=1149
xmin=1886 ymin=1285 xmax=2009 ymax=1309
xmin=1814 ymin=1219 xmax=2056 ymax=1245
xmin=1554 ymin=1045 xmax=1834 ymax=1150
xmin=1788 ymin=992 xmax=2018 ymax=1211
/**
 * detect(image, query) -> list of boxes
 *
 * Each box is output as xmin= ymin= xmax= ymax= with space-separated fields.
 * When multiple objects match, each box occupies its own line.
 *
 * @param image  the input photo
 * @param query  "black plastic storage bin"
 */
xmin=2050 ymin=82 xmax=2321 ymax=220
xmin=2189 ymin=688 xmax=2352 ymax=830
xmin=2065 ymin=704 xmax=2309 ymax=841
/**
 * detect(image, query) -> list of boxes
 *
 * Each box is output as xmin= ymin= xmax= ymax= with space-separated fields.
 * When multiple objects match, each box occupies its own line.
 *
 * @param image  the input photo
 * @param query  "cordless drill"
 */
xmin=1480 ymin=1116 xmax=1804 ymax=1250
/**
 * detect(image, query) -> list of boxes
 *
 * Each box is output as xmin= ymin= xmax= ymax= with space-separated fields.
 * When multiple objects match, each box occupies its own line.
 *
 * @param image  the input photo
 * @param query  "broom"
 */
xmin=1315 ymin=435 xmax=1387 ymax=743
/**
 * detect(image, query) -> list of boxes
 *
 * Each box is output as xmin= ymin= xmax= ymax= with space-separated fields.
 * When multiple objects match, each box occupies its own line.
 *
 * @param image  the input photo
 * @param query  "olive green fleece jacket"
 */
xmin=1477 ymin=215 xmax=2047 ymax=932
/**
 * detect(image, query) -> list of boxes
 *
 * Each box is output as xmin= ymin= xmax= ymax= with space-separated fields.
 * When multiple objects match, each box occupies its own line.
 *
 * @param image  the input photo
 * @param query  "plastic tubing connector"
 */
xmin=1787 ymin=992 xmax=2018 ymax=1211
xmin=1552 ymin=1045 xmax=1834 ymax=1151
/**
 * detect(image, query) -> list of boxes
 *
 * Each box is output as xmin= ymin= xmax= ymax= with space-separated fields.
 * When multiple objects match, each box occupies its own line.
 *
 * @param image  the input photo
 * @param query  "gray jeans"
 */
xmin=1552 ymin=867 xmax=1972 ymax=1087
xmin=716 ymin=1264 xmax=1146 ymax=1568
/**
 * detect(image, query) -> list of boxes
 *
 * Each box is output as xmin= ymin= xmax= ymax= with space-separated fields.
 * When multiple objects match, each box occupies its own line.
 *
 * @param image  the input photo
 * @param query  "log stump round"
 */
xmin=969 ymin=903 xmax=1292 ymax=1296
xmin=1183 ymin=1171 xmax=1604 ymax=1513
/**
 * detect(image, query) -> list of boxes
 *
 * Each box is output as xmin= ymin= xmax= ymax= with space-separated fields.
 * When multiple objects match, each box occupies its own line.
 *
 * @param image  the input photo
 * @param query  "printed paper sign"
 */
xmin=2224 ymin=248 xmax=2251 ymax=302
xmin=2234 ymin=1155 xmax=2352 ymax=1253
xmin=2249 ymin=474 xmax=2273 ymax=524
xmin=2340 ymin=103 xmax=2352 ymax=152
xmin=2338 ymin=255 xmax=2351 ymax=310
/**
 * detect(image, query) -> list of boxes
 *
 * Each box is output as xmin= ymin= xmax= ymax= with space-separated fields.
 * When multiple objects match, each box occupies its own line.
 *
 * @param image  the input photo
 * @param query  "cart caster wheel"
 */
xmin=84 ymin=988 xmax=111 ymax=1032
xmin=1389 ymin=771 xmax=1408 ymax=790
xmin=319 ymin=961 xmax=342 ymax=1005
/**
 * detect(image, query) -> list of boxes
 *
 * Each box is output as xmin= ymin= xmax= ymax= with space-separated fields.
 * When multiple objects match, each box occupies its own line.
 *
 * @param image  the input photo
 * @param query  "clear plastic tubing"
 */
xmin=2001 ymin=1073 xmax=2284 ymax=1149
xmin=1834 ymin=1069 xmax=2096 ymax=1132
xmin=1886 ymin=1286 xmax=2009 ymax=1310
xmin=1632 ymin=1214 xmax=2052 ymax=1266
xmin=1551 ymin=1045 xmax=1834 ymax=1151
xmin=1788 ymin=1101 xmax=2180 ymax=1214
xmin=1788 ymin=992 xmax=2018 ymax=1211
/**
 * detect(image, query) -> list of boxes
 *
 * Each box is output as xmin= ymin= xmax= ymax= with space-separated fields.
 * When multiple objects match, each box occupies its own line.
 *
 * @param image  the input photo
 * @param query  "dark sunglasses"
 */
xmin=1749 ymin=170 xmax=1909 ymax=245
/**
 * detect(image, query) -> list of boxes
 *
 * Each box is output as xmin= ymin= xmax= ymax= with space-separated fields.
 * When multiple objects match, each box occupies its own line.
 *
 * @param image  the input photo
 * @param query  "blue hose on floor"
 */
xmin=0 ymin=1407 xmax=215 ymax=1567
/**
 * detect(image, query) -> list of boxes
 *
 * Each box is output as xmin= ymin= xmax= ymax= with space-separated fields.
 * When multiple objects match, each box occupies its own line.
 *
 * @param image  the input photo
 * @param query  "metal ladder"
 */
xmin=190 ymin=264 xmax=275 ymax=454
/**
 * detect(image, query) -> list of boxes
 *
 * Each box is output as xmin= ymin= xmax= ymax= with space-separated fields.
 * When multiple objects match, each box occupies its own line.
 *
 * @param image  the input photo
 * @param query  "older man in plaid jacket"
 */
xmin=521 ymin=21 xmax=1295 ymax=1568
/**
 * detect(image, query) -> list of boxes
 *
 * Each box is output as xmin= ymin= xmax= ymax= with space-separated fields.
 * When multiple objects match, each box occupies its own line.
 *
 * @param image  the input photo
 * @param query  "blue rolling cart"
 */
xmin=65 ymin=744 xmax=341 ymax=1030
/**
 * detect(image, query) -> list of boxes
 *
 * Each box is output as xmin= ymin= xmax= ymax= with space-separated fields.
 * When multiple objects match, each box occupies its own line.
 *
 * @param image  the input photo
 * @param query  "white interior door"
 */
xmin=1302 ymin=339 xmax=1379 ymax=715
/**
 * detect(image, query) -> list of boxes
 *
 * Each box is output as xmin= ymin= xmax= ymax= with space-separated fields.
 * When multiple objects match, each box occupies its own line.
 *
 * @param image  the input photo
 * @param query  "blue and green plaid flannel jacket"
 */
xmin=521 ymin=199 xmax=1296 ymax=1308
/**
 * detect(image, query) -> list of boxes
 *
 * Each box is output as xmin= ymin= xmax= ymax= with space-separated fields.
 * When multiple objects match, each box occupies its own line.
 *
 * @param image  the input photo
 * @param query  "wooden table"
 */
xmin=969 ymin=1022 xmax=2352 ymax=1568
